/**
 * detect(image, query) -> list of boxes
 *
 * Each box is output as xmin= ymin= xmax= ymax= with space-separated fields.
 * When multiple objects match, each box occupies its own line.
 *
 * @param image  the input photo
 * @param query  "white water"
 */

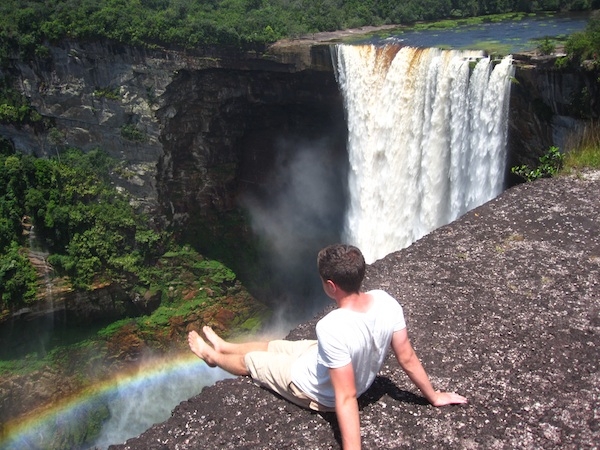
xmin=332 ymin=45 xmax=514 ymax=263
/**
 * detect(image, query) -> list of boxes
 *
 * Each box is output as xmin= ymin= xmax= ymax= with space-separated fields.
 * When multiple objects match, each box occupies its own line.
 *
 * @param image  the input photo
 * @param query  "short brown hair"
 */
xmin=317 ymin=244 xmax=365 ymax=293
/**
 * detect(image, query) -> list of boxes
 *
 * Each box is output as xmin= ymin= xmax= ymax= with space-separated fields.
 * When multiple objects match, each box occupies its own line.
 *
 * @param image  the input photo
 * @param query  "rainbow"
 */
xmin=1 ymin=353 xmax=233 ymax=450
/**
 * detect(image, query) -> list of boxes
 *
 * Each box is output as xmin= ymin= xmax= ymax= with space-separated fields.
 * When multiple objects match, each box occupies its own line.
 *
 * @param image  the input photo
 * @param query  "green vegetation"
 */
xmin=409 ymin=12 xmax=526 ymax=31
xmin=0 ymin=142 xmax=270 ymax=358
xmin=0 ymin=144 xmax=270 ymax=378
xmin=538 ymin=36 xmax=557 ymax=55
xmin=0 ymin=0 xmax=596 ymax=61
xmin=0 ymin=243 xmax=270 ymax=375
xmin=0 ymin=143 xmax=261 ymax=321
xmin=511 ymin=146 xmax=565 ymax=181
xmin=565 ymin=142 xmax=600 ymax=168
xmin=564 ymin=11 xmax=600 ymax=65
xmin=96 ymin=245 xmax=268 ymax=340
xmin=563 ymin=120 xmax=600 ymax=169
xmin=0 ymin=146 xmax=167 ymax=311
xmin=0 ymin=77 xmax=43 ymax=125
xmin=0 ymin=242 xmax=38 ymax=307
xmin=120 ymin=124 xmax=147 ymax=142
xmin=512 ymin=121 xmax=600 ymax=182
xmin=93 ymin=86 xmax=121 ymax=100
xmin=465 ymin=40 xmax=512 ymax=56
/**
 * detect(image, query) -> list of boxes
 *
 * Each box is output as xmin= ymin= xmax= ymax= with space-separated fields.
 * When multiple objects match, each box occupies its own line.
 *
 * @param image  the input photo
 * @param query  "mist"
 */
xmin=94 ymin=137 xmax=348 ymax=447
xmin=240 ymin=136 xmax=348 ymax=324
xmin=91 ymin=359 xmax=233 ymax=450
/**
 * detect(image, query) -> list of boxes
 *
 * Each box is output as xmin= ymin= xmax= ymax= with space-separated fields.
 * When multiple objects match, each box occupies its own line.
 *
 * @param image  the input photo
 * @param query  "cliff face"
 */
xmin=109 ymin=171 xmax=600 ymax=450
xmin=1 ymin=42 xmax=170 ymax=212
xmin=0 ymin=40 xmax=341 ymax=217
xmin=1 ymin=39 xmax=596 ymax=253
xmin=155 ymin=59 xmax=346 ymax=249
xmin=508 ymin=53 xmax=600 ymax=172
xmin=0 ymin=40 xmax=347 ymax=289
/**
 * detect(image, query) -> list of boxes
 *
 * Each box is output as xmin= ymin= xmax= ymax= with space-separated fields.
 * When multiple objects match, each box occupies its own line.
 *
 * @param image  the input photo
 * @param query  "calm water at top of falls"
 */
xmin=360 ymin=13 xmax=589 ymax=52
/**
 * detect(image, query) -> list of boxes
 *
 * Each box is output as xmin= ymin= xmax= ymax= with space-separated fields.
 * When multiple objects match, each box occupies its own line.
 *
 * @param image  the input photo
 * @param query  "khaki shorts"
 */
xmin=244 ymin=340 xmax=334 ymax=412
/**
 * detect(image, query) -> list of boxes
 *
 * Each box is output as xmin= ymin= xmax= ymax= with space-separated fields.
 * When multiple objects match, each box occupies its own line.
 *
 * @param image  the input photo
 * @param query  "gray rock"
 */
xmin=109 ymin=171 xmax=600 ymax=449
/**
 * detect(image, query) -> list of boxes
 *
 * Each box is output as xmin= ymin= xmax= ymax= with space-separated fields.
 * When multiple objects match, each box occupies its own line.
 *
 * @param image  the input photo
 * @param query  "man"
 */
xmin=188 ymin=244 xmax=467 ymax=449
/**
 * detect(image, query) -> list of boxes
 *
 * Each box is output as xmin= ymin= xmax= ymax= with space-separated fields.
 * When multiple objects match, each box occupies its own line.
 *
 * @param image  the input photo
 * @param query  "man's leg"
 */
xmin=187 ymin=327 xmax=268 ymax=376
xmin=244 ymin=340 xmax=333 ymax=411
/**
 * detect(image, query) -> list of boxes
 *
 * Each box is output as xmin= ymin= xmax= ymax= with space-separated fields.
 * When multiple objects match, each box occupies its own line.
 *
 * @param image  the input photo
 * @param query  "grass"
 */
xmin=562 ymin=120 xmax=600 ymax=171
xmin=515 ymin=121 xmax=600 ymax=182
xmin=0 ymin=354 xmax=46 ymax=375
xmin=565 ymin=145 xmax=600 ymax=169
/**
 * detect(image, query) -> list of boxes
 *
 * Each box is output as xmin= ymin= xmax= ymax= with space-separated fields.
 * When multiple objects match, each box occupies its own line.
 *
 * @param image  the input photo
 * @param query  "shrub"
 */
xmin=93 ymin=87 xmax=121 ymax=100
xmin=538 ymin=36 xmax=556 ymax=55
xmin=565 ymin=13 xmax=600 ymax=64
xmin=511 ymin=146 xmax=565 ymax=181
xmin=554 ymin=56 xmax=570 ymax=69
xmin=0 ymin=241 xmax=38 ymax=309
xmin=120 ymin=124 xmax=147 ymax=142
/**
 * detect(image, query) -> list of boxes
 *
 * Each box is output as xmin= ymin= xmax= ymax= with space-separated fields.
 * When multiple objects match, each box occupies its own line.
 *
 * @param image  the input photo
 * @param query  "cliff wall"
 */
xmin=2 ymin=40 xmax=597 ymax=232
xmin=0 ymin=41 xmax=347 ymax=289
xmin=0 ymin=40 xmax=338 ymax=216
xmin=508 ymin=53 xmax=600 ymax=173
xmin=2 ymin=39 xmax=597 ymax=243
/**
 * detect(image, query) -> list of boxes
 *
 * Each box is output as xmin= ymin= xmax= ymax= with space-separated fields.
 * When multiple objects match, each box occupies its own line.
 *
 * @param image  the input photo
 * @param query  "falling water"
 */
xmin=332 ymin=45 xmax=514 ymax=263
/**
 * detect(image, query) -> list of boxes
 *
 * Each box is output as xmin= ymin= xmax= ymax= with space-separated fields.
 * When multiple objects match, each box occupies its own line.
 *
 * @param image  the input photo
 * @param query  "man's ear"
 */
xmin=323 ymin=279 xmax=337 ymax=295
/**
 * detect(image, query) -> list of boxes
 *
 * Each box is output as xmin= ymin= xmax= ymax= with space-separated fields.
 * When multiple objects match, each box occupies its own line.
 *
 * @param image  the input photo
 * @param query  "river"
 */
xmin=361 ymin=12 xmax=589 ymax=52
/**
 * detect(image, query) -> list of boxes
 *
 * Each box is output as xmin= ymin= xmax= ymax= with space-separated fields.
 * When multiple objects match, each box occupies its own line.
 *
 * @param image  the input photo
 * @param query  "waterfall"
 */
xmin=332 ymin=45 xmax=514 ymax=263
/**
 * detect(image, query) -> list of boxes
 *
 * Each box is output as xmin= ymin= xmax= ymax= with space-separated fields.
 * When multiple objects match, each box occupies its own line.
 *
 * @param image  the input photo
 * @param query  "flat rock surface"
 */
xmin=110 ymin=172 xmax=600 ymax=449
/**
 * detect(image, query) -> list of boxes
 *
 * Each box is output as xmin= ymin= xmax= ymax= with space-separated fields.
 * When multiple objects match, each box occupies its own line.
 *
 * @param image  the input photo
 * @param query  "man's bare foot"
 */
xmin=188 ymin=330 xmax=217 ymax=367
xmin=203 ymin=326 xmax=226 ymax=353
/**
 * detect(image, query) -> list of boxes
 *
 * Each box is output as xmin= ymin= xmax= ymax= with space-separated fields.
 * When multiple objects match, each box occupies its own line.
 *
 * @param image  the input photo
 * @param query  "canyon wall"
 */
xmin=0 ymin=41 xmax=346 ymax=284
xmin=1 ymin=39 xmax=598 ymax=273
xmin=508 ymin=53 xmax=600 ymax=173
xmin=0 ymin=41 xmax=341 ymax=216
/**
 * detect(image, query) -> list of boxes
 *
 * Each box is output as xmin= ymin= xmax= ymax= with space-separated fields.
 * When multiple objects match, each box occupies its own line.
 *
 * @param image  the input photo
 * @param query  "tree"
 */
xmin=0 ymin=241 xmax=38 ymax=310
xmin=565 ymin=13 xmax=600 ymax=63
xmin=538 ymin=36 xmax=556 ymax=55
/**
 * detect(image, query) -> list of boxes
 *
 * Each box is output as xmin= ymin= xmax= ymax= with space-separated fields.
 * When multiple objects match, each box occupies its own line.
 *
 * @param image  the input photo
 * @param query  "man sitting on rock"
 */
xmin=188 ymin=243 xmax=467 ymax=450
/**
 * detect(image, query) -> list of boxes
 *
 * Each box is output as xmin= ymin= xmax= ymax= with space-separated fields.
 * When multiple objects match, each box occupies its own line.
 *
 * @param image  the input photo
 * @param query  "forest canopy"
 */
xmin=0 ymin=143 xmax=169 ymax=312
xmin=1 ymin=0 xmax=599 ymax=58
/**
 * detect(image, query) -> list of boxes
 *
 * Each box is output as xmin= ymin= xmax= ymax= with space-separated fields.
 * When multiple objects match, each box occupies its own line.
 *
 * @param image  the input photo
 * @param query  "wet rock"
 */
xmin=109 ymin=171 xmax=600 ymax=449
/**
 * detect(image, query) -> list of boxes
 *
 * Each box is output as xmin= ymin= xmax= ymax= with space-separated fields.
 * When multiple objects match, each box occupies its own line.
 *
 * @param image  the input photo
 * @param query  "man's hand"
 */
xmin=428 ymin=391 xmax=468 ymax=407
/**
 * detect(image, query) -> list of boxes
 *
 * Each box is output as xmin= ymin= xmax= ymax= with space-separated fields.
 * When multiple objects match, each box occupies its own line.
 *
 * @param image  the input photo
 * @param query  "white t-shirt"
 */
xmin=291 ymin=289 xmax=406 ymax=408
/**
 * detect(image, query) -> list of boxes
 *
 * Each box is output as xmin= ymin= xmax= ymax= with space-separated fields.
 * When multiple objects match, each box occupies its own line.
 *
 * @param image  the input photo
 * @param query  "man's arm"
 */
xmin=329 ymin=363 xmax=361 ymax=450
xmin=391 ymin=328 xmax=467 ymax=406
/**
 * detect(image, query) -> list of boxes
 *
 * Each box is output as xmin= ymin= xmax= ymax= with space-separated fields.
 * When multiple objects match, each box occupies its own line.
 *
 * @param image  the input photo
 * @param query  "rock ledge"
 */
xmin=111 ymin=172 xmax=600 ymax=449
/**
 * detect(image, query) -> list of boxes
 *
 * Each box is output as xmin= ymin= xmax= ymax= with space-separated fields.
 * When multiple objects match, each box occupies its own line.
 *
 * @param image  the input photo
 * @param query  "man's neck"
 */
xmin=337 ymin=291 xmax=372 ymax=312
